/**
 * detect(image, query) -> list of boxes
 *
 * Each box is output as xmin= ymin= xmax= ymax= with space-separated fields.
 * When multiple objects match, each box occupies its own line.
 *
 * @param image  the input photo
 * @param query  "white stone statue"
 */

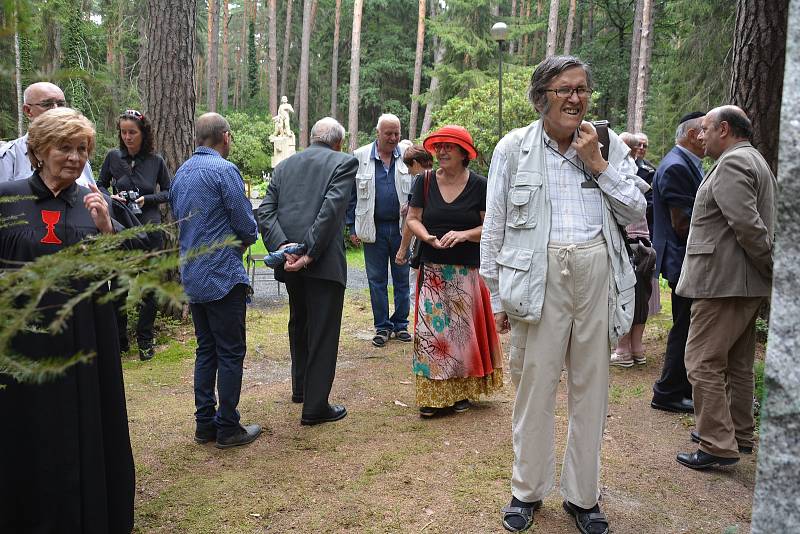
xmin=270 ymin=95 xmax=296 ymax=167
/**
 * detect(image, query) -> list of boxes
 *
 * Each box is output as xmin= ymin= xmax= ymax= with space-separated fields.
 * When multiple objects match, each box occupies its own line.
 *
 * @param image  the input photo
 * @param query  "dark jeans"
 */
xmin=653 ymin=280 xmax=693 ymax=402
xmin=112 ymin=279 xmax=158 ymax=349
xmin=363 ymin=221 xmax=410 ymax=332
xmin=190 ymin=283 xmax=248 ymax=437
xmin=285 ymin=274 xmax=345 ymax=416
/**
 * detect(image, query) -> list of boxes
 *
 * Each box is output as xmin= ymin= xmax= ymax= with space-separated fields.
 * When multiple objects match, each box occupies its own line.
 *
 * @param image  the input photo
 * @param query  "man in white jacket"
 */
xmin=481 ymin=56 xmax=645 ymax=534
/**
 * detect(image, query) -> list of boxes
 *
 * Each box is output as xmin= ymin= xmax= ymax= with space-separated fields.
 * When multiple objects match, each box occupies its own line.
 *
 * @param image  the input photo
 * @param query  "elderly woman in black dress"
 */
xmin=0 ymin=107 xmax=135 ymax=533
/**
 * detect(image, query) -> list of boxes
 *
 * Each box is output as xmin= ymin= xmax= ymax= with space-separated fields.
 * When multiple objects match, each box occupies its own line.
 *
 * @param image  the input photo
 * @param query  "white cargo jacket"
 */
xmin=352 ymin=142 xmax=414 ymax=243
xmin=479 ymin=120 xmax=646 ymax=345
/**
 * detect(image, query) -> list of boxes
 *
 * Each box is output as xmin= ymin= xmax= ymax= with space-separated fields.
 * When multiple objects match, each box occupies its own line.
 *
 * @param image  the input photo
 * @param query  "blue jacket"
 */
xmin=652 ymin=146 xmax=703 ymax=285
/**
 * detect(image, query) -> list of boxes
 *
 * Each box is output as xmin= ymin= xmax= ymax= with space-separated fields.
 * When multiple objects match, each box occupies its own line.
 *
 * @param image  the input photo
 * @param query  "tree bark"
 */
xmin=408 ymin=0 xmax=426 ymax=140
xmin=626 ymin=0 xmax=644 ymax=131
xmin=347 ymin=0 xmax=364 ymax=152
xmin=509 ymin=0 xmax=517 ymax=55
xmin=632 ymin=0 xmax=651 ymax=132
xmin=221 ymin=0 xmax=230 ymax=110
xmin=729 ymin=0 xmax=789 ymax=174
xmin=14 ymin=10 xmax=23 ymax=136
xmin=330 ymin=0 xmax=342 ymax=119
xmin=563 ymin=0 xmax=577 ymax=55
xmin=267 ymin=0 xmax=278 ymax=115
xmin=279 ymin=0 xmax=294 ymax=100
xmin=546 ymin=0 xmax=560 ymax=57
xmin=298 ymin=0 xmax=313 ymax=148
xmin=421 ymin=0 xmax=444 ymax=136
xmin=574 ymin=0 xmax=583 ymax=51
xmin=207 ymin=0 xmax=219 ymax=112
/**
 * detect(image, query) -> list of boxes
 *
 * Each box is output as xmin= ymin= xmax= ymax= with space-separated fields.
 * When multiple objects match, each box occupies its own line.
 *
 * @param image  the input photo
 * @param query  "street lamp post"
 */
xmin=490 ymin=22 xmax=509 ymax=140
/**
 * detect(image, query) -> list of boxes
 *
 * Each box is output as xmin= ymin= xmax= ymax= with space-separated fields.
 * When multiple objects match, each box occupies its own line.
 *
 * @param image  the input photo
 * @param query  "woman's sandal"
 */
xmin=501 ymin=500 xmax=542 ymax=532
xmin=562 ymin=501 xmax=609 ymax=534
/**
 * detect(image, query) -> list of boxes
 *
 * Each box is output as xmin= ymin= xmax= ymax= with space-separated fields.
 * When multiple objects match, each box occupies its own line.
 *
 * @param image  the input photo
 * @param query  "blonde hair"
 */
xmin=27 ymin=107 xmax=96 ymax=168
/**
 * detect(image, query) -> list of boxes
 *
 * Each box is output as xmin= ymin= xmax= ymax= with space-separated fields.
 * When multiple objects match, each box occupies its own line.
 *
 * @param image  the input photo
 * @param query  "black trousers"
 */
xmin=112 ymin=279 xmax=158 ymax=349
xmin=652 ymin=281 xmax=693 ymax=402
xmin=284 ymin=273 xmax=345 ymax=417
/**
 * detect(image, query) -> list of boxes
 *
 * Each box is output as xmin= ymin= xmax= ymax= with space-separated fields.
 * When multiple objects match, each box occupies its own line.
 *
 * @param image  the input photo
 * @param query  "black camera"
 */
xmin=119 ymin=190 xmax=143 ymax=216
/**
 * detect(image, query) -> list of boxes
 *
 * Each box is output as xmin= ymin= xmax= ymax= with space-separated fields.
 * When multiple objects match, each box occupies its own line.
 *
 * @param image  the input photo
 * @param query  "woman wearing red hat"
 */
xmin=405 ymin=125 xmax=503 ymax=417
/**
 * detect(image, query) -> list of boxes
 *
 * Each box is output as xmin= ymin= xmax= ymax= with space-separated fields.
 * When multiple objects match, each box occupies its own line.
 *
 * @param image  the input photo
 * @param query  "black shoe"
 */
xmin=650 ymin=397 xmax=694 ymax=413
xmin=372 ymin=330 xmax=390 ymax=347
xmin=453 ymin=399 xmax=470 ymax=413
xmin=215 ymin=424 xmax=262 ymax=449
xmin=676 ymin=449 xmax=739 ymax=469
xmin=690 ymin=430 xmax=753 ymax=454
xmin=301 ymin=404 xmax=347 ymax=426
xmin=291 ymin=394 xmax=304 ymax=404
xmin=194 ymin=425 xmax=216 ymax=444
xmin=419 ymin=406 xmax=437 ymax=418
xmin=562 ymin=501 xmax=609 ymax=534
xmin=119 ymin=339 xmax=130 ymax=354
xmin=394 ymin=330 xmax=413 ymax=342
xmin=139 ymin=345 xmax=155 ymax=361
xmin=501 ymin=500 xmax=542 ymax=532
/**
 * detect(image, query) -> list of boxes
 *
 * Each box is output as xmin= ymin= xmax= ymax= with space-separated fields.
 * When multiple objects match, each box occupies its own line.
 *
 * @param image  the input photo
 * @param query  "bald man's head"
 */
xmin=22 ymin=82 xmax=66 ymax=120
xmin=196 ymin=112 xmax=233 ymax=158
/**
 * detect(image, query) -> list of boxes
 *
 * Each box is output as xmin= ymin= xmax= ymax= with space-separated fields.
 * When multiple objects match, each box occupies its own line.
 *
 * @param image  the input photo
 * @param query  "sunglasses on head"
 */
xmin=121 ymin=109 xmax=144 ymax=120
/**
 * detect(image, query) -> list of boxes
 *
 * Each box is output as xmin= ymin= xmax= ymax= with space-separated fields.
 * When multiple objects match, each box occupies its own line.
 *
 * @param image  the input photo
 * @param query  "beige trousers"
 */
xmin=510 ymin=238 xmax=610 ymax=509
xmin=684 ymin=296 xmax=762 ymax=458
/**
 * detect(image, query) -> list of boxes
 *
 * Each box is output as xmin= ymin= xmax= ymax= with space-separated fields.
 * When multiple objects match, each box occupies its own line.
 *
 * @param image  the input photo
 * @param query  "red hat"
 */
xmin=423 ymin=125 xmax=478 ymax=160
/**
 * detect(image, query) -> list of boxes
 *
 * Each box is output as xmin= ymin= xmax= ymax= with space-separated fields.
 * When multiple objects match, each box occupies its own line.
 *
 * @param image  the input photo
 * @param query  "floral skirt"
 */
xmin=413 ymin=263 xmax=503 ymax=408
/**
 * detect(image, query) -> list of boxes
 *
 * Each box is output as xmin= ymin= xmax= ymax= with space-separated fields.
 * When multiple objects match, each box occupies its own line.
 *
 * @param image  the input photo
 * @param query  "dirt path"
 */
xmin=124 ymin=290 xmax=756 ymax=533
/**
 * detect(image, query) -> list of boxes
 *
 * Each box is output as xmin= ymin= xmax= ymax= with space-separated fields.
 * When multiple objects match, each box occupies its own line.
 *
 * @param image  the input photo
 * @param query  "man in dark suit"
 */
xmin=258 ymin=117 xmax=357 ymax=425
xmin=650 ymin=111 xmax=706 ymax=413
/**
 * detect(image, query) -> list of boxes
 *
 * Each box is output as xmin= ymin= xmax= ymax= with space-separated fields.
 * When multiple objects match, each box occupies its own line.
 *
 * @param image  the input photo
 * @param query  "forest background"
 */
xmin=0 ymin=0 xmax=786 ymax=187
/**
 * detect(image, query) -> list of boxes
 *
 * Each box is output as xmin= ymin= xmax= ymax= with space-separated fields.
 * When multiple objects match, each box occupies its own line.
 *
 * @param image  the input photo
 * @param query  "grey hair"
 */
xmin=195 ymin=112 xmax=231 ymax=147
xmin=619 ymin=132 xmax=639 ymax=150
xmin=528 ymin=55 xmax=593 ymax=112
xmin=310 ymin=117 xmax=345 ymax=146
xmin=375 ymin=113 xmax=401 ymax=131
xmin=674 ymin=117 xmax=704 ymax=144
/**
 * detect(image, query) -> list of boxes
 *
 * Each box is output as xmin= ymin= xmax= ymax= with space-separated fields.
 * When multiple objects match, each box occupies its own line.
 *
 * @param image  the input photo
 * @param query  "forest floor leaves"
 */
xmin=124 ymin=288 xmax=759 ymax=533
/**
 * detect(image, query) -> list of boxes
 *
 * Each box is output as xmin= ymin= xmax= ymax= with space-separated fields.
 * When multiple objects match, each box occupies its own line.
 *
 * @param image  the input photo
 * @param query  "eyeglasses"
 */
xmin=30 ymin=99 xmax=67 ymax=109
xmin=432 ymin=142 xmax=457 ymax=152
xmin=541 ymin=87 xmax=593 ymax=99
xmin=121 ymin=109 xmax=144 ymax=120
xmin=225 ymin=130 xmax=235 ymax=142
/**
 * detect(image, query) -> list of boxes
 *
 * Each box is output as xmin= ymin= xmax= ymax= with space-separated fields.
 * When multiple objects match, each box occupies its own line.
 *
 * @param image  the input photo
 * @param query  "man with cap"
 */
xmin=1 ymin=82 xmax=95 ymax=186
xmin=346 ymin=113 xmax=415 ymax=348
xmin=650 ymin=111 xmax=706 ymax=414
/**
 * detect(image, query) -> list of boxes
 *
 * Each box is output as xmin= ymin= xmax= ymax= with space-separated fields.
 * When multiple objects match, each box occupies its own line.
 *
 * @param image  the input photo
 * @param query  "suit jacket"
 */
xmin=676 ymin=141 xmax=776 ymax=298
xmin=652 ymin=146 xmax=704 ymax=285
xmin=258 ymin=142 xmax=358 ymax=287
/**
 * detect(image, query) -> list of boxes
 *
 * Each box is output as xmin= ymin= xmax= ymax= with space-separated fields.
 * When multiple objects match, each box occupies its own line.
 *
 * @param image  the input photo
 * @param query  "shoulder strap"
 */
xmin=593 ymin=120 xmax=610 ymax=161
xmin=423 ymin=169 xmax=431 ymax=206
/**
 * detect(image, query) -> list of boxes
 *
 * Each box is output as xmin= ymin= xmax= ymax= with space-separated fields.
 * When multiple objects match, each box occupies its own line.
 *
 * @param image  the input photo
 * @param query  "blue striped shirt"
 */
xmin=170 ymin=147 xmax=257 ymax=303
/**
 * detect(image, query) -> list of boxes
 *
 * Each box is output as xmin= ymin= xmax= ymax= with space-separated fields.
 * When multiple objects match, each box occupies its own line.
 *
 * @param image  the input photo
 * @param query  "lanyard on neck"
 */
xmin=543 ymin=138 xmax=599 ymax=188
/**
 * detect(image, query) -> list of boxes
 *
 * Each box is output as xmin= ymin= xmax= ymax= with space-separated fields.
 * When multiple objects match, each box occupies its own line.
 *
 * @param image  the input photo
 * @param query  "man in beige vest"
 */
xmin=675 ymin=105 xmax=776 ymax=469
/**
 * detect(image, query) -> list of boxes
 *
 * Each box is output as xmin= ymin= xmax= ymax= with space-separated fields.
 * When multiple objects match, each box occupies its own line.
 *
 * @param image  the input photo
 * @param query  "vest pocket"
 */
xmin=356 ymin=175 xmax=371 ymax=199
xmin=496 ymin=247 xmax=534 ymax=318
xmin=507 ymin=171 xmax=543 ymax=229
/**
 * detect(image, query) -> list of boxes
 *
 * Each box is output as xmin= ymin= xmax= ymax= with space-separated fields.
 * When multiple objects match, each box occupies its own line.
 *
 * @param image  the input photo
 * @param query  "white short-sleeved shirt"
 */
xmin=0 ymin=134 xmax=95 ymax=187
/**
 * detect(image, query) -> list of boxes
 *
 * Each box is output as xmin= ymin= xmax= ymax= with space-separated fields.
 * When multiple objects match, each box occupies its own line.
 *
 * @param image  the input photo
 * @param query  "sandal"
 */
xmin=609 ymin=351 xmax=633 ymax=368
xmin=372 ymin=329 xmax=390 ymax=347
xmin=501 ymin=500 xmax=542 ymax=532
xmin=394 ymin=330 xmax=413 ymax=342
xmin=632 ymin=351 xmax=647 ymax=365
xmin=562 ymin=501 xmax=609 ymax=534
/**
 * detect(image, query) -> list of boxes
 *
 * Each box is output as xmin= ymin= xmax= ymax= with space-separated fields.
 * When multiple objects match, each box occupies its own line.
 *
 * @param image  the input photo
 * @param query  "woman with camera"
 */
xmin=99 ymin=109 xmax=171 ymax=361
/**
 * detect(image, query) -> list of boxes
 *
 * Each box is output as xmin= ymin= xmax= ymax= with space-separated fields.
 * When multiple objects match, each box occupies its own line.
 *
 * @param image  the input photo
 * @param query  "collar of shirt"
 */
xmin=676 ymin=145 xmax=704 ymax=175
xmin=194 ymin=146 xmax=224 ymax=158
xmin=542 ymin=129 xmax=579 ymax=160
xmin=29 ymin=171 xmax=79 ymax=207
xmin=370 ymin=141 xmax=400 ymax=162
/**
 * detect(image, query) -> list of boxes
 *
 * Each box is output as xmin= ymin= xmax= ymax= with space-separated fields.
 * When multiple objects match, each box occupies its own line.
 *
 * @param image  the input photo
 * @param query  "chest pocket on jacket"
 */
xmin=356 ymin=174 xmax=372 ymax=199
xmin=507 ymin=171 xmax=543 ymax=229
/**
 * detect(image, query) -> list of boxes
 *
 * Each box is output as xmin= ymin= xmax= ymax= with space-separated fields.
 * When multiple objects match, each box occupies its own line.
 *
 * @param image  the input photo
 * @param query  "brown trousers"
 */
xmin=684 ymin=296 xmax=762 ymax=458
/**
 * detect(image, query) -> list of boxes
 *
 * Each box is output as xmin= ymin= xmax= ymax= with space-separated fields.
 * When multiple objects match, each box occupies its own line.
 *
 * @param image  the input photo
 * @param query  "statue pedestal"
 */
xmin=270 ymin=134 xmax=296 ymax=168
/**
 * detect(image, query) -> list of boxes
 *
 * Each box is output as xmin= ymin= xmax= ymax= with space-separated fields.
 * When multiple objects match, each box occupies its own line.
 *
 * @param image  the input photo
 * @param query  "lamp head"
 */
xmin=490 ymin=22 xmax=509 ymax=42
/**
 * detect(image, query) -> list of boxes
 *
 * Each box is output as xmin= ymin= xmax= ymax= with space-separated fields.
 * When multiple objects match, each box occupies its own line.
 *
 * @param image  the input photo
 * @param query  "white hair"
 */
xmin=675 ymin=117 xmax=703 ymax=144
xmin=310 ymin=117 xmax=345 ymax=146
xmin=375 ymin=113 xmax=401 ymax=131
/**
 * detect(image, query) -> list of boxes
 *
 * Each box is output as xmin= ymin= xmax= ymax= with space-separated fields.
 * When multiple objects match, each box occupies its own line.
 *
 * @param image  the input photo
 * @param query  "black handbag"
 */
xmin=408 ymin=170 xmax=432 ymax=269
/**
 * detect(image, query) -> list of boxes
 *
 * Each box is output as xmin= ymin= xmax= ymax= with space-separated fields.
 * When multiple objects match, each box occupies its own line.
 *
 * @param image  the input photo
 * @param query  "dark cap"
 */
xmin=678 ymin=111 xmax=705 ymax=125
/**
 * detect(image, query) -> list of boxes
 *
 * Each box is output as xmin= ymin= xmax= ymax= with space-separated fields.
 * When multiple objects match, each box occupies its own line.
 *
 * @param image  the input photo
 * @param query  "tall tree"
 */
xmin=330 ymin=0 xmax=342 ymax=119
xmin=14 ymin=4 xmax=23 ymax=136
xmin=729 ymin=0 xmax=789 ymax=173
xmin=421 ymin=0 xmax=445 ymax=135
xmin=247 ymin=20 xmax=258 ymax=98
xmin=347 ymin=0 xmax=364 ymax=152
xmin=546 ymin=0 xmax=560 ymax=57
xmin=279 ymin=0 xmax=294 ymax=99
xmin=632 ymin=0 xmax=652 ymax=132
xmin=408 ymin=0 xmax=426 ymax=140
xmin=221 ymin=0 xmax=230 ymax=110
xmin=141 ymin=0 xmax=196 ymax=175
xmin=563 ymin=0 xmax=577 ymax=55
xmin=207 ymin=0 xmax=219 ymax=112
xmin=298 ymin=0 xmax=313 ymax=148
xmin=626 ymin=0 xmax=644 ymax=131
xmin=267 ymin=0 xmax=278 ymax=115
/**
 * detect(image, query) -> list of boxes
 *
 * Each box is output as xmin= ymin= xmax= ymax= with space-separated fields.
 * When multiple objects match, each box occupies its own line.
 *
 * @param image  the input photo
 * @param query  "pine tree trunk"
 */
xmin=509 ymin=0 xmax=517 ymax=55
xmin=14 ymin=9 xmax=23 ymax=136
xmin=546 ymin=0 xmax=560 ymax=57
xmin=279 ymin=0 xmax=294 ymax=99
xmin=347 ymin=0 xmax=364 ymax=152
xmin=221 ymin=1 xmax=230 ymax=110
xmin=587 ymin=0 xmax=594 ymax=41
xmin=420 ymin=0 xmax=444 ymax=137
xmin=267 ymin=0 xmax=278 ymax=115
xmin=563 ymin=0 xmax=577 ymax=54
xmin=408 ymin=0 xmax=426 ymax=140
xmin=298 ymin=0 xmax=313 ymax=148
xmin=729 ymin=0 xmax=788 ymax=174
xmin=141 ymin=0 xmax=196 ymax=175
xmin=330 ymin=0 xmax=342 ymax=119
xmin=641 ymin=0 xmax=655 ymax=104
xmin=626 ymin=0 xmax=644 ymax=131
xmin=632 ymin=0 xmax=651 ymax=132
xmin=574 ymin=0 xmax=583 ymax=51
xmin=208 ymin=0 xmax=220 ymax=112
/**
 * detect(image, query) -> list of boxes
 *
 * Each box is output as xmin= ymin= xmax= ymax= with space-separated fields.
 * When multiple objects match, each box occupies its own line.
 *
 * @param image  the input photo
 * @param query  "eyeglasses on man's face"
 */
xmin=542 ymin=87 xmax=593 ymax=99
xmin=30 ymin=99 xmax=67 ymax=109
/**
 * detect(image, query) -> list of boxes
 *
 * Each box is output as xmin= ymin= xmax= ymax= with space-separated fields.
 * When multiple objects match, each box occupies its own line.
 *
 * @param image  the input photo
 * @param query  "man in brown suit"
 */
xmin=675 ymin=105 xmax=776 ymax=470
